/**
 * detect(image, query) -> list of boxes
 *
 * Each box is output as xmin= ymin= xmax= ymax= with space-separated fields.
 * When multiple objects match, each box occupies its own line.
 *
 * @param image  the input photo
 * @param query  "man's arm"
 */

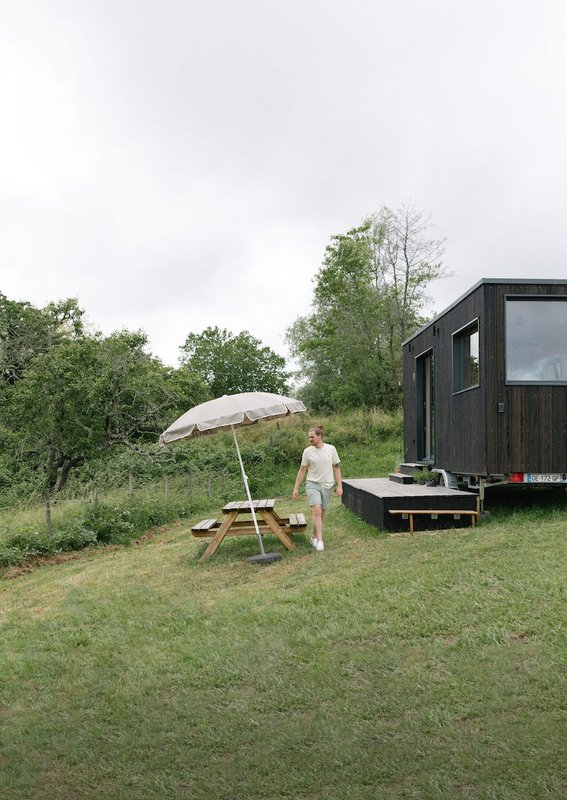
xmin=333 ymin=464 xmax=343 ymax=496
xmin=293 ymin=465 xmax=307 ymax=498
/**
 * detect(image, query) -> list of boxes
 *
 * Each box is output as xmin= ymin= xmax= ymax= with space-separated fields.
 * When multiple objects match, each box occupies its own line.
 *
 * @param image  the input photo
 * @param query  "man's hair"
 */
xmin=309 ymin=426 xmax=324 ymax=437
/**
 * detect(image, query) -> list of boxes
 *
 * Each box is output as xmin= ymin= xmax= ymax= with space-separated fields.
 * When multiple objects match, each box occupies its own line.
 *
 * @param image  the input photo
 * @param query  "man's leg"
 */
xmin=311 ymin=504 xmax=323 ymax=541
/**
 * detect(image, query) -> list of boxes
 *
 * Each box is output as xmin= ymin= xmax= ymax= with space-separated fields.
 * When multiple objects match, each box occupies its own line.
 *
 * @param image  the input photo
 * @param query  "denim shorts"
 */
xmin=306 ymin=480 xmax=334 ymax=510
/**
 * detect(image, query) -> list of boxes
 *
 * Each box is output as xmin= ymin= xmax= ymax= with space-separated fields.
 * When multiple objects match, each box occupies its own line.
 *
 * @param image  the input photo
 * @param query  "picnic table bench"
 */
xmin=191 ymin=499 xmax=307 ymax=562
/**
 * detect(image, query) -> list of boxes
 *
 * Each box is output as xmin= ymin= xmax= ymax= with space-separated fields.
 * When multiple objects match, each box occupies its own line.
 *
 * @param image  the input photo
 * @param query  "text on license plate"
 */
xmin=527 ymin=473 xmax=567 ymax=483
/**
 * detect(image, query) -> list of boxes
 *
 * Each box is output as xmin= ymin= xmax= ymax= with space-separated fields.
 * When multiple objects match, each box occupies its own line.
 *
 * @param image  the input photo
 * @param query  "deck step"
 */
xmin=388 ymin=472 xmax=414 ymax=484
xmin=398 ymin=462 xmax=428 ymax=476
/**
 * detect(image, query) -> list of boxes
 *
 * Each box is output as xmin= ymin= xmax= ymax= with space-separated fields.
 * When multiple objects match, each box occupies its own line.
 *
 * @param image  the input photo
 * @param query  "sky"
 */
xmin=2 ymin=0 xmax=567 ymax=368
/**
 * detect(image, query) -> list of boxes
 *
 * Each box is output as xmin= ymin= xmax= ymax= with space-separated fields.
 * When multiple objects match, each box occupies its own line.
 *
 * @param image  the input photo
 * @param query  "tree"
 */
xmin=6 ymin=330 xmax=209 ymax=498
xmin=286 ymin=205 xmax=447 ymax=411
xmin=0 ymin=293 xmax=84 ymax=384
xmin=179 ymin=326 xmax=290 ymax=397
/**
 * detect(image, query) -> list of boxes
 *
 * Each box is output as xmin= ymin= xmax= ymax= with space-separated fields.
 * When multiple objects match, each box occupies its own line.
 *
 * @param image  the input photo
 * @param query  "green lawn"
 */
xmin=1 ymin=494 xmax=567 ymax=799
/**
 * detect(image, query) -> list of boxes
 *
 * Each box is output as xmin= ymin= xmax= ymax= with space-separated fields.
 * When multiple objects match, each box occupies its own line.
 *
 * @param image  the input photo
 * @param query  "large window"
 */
xmin=453 ymin=320 xmax=479 ymax=393
xmin=506 ymin=297 xmax=567 ymax=383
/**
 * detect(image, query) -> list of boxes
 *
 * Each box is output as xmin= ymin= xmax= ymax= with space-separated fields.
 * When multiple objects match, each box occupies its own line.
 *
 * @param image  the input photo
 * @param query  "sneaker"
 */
xmin=310 ymin=537 xmax=317 ymax=548
xmin=314 ymin=540 xmax=324 ymax=551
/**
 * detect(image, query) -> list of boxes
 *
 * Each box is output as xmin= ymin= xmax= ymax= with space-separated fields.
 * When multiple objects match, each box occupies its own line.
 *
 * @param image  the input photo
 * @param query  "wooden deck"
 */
xmin=342 ymin=478 xmax=479 ymax=533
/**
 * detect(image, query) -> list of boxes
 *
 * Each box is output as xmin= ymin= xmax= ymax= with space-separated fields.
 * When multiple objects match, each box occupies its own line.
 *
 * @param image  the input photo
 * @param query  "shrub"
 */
xmin=82 ymin=503 xmax=135 ymax=544
xmin=0 ymin=526 xmax=98 ymax=566
xmin=56 ymin=526 xmax=98 ymax=551
xmin=0 ymin=545 xmax=29 ymax=567
xmin=5 ymin=529 xmax=57 ymax=558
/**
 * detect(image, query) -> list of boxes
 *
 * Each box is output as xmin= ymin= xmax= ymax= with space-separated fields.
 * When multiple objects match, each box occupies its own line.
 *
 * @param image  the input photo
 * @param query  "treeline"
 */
xmin=0 ymin=203 xmax=445 ymax=504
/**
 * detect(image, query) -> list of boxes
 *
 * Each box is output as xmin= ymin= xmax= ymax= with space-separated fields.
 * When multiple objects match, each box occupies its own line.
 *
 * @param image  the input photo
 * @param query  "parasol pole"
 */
xmin=231 ymin=425 xmax=266 ymax=555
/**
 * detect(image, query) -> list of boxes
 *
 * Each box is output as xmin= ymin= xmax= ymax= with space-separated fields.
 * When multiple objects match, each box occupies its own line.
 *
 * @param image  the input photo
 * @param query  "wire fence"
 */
xmin=0 ymin=466 xmax=246 ymax=537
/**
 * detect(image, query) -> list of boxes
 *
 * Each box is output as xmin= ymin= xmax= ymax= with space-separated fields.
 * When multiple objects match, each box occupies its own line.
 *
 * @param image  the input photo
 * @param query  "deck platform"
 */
xmin=342 ymin=478 xmax=479 ymax=533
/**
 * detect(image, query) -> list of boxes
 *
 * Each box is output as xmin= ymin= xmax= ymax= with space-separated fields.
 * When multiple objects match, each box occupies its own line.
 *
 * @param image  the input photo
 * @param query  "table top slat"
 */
xmin=222 ymin=498 xmax=276 ymax=513
xmin=257 ymin=499 xmax=275 ymax=510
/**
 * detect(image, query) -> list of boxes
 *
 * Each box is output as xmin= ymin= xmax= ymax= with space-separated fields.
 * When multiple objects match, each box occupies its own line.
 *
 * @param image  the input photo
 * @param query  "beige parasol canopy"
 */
xmin=159 ymin=391 xmax=306 ymax=445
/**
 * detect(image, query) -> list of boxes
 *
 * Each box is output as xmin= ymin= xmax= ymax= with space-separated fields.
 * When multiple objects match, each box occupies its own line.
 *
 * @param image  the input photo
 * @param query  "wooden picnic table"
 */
xmin=191 ymin=499 xmax=307 ymax=562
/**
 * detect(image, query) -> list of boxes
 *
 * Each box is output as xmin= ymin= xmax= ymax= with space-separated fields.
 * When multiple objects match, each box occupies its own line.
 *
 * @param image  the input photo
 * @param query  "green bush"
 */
xmin=0 ymin=526 xmax=98 ymax=566
xmin=56 ymin=525 xmax=98 ymax=551
xmin=4 ymin=529 xmax=57 ymax=558
xmin=0 ymin=545 xmax=29 ymax=566
xmin=82 ymin=503 xmax=135 ymax=544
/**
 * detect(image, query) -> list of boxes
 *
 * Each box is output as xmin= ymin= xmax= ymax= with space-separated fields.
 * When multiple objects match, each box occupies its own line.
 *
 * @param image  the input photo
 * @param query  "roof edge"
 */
xmin=402 ymin=277 xmax=567 ymax=346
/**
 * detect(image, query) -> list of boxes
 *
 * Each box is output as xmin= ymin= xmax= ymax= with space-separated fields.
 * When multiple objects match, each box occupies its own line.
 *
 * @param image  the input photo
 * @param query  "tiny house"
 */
xmin=403 ymin=278 xmax=567 ymax=492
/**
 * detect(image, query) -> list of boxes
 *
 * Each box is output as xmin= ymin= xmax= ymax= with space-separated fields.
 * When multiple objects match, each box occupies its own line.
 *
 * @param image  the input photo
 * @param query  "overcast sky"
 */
xmin=2 ymin=0 xmax=567 ymax=367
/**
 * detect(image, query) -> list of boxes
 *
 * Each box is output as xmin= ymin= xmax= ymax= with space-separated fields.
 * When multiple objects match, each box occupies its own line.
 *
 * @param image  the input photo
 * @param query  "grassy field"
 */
xmin=2 ymin=486 xmax=567 ymax=799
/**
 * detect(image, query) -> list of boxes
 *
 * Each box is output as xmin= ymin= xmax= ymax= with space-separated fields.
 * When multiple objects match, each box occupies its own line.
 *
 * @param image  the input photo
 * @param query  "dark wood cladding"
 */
xmin=404 ymin=280 xmax=567 ymax=476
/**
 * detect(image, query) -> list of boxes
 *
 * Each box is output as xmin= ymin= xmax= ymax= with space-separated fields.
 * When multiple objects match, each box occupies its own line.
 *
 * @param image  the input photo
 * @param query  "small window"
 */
xmin=453 ymin=321 xmax=479 ymax=393
xmin=506 ymin=297 xmax=567 ymax=383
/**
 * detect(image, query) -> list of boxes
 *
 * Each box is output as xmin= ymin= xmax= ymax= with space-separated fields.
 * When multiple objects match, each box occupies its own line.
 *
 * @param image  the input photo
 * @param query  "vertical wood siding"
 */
xmin=404 ymin=280 xmax=567 ymax=476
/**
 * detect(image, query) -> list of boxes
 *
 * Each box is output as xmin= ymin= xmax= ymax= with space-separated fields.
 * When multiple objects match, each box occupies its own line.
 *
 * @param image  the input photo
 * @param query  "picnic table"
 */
xmin=191 ymin=499 xmax=307 ymax=562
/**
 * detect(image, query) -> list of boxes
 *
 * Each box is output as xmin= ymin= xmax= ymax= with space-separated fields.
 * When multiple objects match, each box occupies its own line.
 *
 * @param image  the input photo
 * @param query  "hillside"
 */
xmin=2 ymin=487 xmax=567 ymax=799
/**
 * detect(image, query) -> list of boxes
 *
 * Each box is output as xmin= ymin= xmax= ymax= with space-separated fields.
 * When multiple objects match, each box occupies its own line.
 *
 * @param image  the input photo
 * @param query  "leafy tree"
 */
xmin=287 ymin=205 xmax=447 ymax=411
xmin=0 ymin=294 xmax=84 ymax=384
xmin=6 ymin=330 xmax=208 ymax=497
xmin=179 ymin=326 xmax=290 ymax=397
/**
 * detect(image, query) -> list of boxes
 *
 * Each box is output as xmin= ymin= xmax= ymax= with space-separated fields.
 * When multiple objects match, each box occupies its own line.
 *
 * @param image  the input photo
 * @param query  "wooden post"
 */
xmin=164 ymin=475 xmax=169 ymax=500
xmin=44 ymin=490 xmax=53 ymax=536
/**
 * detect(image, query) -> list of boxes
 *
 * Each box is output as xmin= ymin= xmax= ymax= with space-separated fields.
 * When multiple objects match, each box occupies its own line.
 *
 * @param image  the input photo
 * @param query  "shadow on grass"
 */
xmin=483 ymin=484 xmax=567 ymax=522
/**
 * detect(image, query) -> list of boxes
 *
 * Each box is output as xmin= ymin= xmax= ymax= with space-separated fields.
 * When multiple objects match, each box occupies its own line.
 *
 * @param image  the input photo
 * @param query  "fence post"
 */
xmin=164 ymin=475 xmax=169 ymax=500
xmin=44 ymin=490 xmax=53 ymax=536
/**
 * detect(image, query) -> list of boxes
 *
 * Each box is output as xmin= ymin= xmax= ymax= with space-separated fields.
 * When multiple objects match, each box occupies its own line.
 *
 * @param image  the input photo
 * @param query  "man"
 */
xmin=292 ymin=426 xmax=342 ymax=551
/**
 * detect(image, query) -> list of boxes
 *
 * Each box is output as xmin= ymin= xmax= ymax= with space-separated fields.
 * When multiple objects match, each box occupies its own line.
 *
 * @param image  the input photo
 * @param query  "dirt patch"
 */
xmin=2 ymin=549 xmax=95 ymax=579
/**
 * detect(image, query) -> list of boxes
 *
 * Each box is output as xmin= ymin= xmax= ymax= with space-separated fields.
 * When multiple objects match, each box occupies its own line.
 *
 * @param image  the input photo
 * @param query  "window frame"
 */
xmin=452 ymin=318 xmax=480 ymax=395
xmin=505 ymin=294 xmax=567 ymax=386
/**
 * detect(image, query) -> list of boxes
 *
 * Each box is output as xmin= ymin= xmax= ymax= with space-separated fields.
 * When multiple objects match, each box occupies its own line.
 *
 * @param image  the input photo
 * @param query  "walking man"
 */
xmin=292 ymin=426 xmax=342 ymax=551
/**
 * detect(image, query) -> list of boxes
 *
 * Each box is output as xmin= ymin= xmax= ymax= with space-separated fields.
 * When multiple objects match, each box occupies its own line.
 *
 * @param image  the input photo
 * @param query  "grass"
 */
xmin=2 ymin=489 xmax=567 ymax=799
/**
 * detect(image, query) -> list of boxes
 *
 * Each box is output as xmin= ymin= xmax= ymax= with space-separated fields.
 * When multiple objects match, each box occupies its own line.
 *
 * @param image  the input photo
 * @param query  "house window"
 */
xmin=453 ymin=320 xmax=479 ymax=393
xmin=506 ymin=297 xmax=567 ymax=383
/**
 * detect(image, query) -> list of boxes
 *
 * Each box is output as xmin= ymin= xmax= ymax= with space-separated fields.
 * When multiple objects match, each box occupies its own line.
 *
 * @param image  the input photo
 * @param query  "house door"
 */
xmin=416 ymin=350 xmax=435 ymax=463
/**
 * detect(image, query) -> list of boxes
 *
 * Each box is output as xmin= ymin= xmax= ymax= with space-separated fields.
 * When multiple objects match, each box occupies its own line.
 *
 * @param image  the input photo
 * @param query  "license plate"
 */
xmin=527 ymin=473 xmax=567 ymax=483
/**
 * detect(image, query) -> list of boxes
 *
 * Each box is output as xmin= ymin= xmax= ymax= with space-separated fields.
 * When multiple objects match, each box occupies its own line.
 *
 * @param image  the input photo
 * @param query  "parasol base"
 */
xmin=247 ymin=552 xmax=283 ymax=565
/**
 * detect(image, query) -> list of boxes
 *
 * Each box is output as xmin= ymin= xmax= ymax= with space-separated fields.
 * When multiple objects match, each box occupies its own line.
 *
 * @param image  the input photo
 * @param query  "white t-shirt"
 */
xmin=301 ymin=443 xmax=341 ymax=488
